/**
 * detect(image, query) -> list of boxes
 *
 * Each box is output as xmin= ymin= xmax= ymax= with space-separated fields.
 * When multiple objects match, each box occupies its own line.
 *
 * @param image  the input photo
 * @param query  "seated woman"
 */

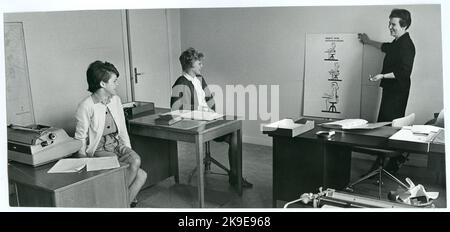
xmin=74 ymin=61 xmax=147 ymax=207
xmin=170 ymin=47 xmax=252 ymax=188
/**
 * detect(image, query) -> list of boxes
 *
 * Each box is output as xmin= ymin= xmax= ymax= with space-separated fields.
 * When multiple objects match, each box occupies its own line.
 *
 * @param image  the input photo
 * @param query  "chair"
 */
xmin=345 ymin=113 xmax=416 ymax=199
xmin=187 ymin=140 xmax=253 ymax=188
xmin=204 ymin=141 xmax=230 ymax=176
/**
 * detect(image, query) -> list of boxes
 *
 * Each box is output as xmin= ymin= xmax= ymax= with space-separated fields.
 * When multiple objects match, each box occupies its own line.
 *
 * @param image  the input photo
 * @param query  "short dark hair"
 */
xmin=390 ymin=9 xmax=412 ymax=30
xmin=179 ymin=47 xmax=204 ymax=72
xmin=86 ymin=61 xmax=119 ymax=93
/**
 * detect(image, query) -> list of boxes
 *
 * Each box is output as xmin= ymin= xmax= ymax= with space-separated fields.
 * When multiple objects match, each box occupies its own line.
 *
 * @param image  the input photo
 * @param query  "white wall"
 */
xmin=4 ymin=10 xmax=130 ymax=135
xmin=179 ymin=5 xmax=443 ymax=145
xmin=3 ymin=5 xmax=443 ymax=145
xmin=167 ymin=9 xmax=182 ymax=87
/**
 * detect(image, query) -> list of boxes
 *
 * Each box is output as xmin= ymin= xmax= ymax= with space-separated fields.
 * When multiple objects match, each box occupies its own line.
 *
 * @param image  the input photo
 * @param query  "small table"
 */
xmin=128 ymin=108 xmax=243 ymax=208
xmin=8 ymin=161 xmax=129 ymax=208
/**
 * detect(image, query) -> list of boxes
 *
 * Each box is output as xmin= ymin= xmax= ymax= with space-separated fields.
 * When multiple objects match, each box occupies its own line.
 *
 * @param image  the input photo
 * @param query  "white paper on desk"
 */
xmin=163 ymin=110 xmax=189 ymax=117
xmin=163 ymin=110 xmax=223 ymax=121
xmin=263 ymin=118 xmax=297 ymax=129
xmin=181 ymin=110 xmax=223 ymax=121
xmin=411 ymin=125 xmax=442 ymax=134
xmin=86 ymin=156 xmax=120 ymax=172
xmin=342 ymin=121 xmax=391 ymax=129
xmin=389 ymin=128 xmax=435 ymax=143
xmin=48 ymin=158 xmax=86 ymax=173
xmin=321 ymin=119 xmax=368 ymax=129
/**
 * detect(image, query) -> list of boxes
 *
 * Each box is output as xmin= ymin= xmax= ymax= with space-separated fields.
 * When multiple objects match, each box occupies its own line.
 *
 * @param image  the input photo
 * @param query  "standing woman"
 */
xmin=359 ymin=9 xmax=415 ymax=173
xmin=359 ymin=8 xmax=415 ymax=122
xmin=75 ymin=61 xmax=147 ymax=207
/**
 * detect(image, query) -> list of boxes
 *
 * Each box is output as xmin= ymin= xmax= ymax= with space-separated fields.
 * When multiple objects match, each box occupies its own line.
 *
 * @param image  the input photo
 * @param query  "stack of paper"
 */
xmin=321 ymin=119 xmax=391 ymax=130
xmin=262 ymin=119 xmax=314 ymax=137
xmin=321 ymin=119 xmax=368 ymax=129
xmin=48 ymin=156 xmax=120 ymax=173
xmin=389 ymin=129 xmax=434 ymax=143
xmin=410 ymin=125 xmax=442 ymax=134
xmin=389 ymin=126 xmax=441 ymax=152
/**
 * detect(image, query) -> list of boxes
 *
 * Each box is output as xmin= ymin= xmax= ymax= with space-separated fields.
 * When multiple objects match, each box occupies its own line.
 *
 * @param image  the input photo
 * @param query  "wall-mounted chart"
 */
xmin=303 ymin=33 xmax=363 ymax=119
xmin=4 ymin=22 xmax=35 ymax=126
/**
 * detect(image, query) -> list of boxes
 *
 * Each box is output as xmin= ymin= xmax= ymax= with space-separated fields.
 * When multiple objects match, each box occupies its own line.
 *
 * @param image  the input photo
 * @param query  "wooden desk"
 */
xmin=265 ymin=119 xmax=446 ymax=207
xmin=128 ymin=108 xmax=243 ymax=208
xmin=8 ymin=161 xmax=129 ymax=208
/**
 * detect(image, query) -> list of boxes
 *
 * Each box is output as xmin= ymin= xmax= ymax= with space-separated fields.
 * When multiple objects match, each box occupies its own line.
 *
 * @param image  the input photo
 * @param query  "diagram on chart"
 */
xmin=328 ymin=62 xmax=341 ymax=81
xmin=324 ymin=41 xmax=338 ymax=61
xmin=322 ymin=82 xmax=340 ymax=113
xmin=303 ymin=33 xmax=363 ymax=119
xmin=5 ymin=22 xmax=35 ymax=125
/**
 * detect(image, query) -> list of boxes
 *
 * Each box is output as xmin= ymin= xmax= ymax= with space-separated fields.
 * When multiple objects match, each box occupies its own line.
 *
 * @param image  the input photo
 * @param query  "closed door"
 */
xmin=127 ymin=9 xmax=171 ymax=107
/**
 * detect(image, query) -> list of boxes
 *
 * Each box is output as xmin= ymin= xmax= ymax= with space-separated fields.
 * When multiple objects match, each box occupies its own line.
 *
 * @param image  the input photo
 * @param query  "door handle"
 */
xmin=134 ymin=67 xmax=144 ymax=84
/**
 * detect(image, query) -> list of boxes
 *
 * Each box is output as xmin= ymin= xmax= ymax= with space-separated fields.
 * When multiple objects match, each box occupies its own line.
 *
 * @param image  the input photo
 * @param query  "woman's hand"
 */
xmin=358 ymin=33 xmax=370 ymax=44
xmin=369 ymin=74 xmax=384 ymax=82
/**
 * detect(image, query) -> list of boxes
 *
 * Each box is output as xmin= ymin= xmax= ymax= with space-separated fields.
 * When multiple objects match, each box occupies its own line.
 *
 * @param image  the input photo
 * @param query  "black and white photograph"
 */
xmin=1 ymin=0 xmax=449 ymax=212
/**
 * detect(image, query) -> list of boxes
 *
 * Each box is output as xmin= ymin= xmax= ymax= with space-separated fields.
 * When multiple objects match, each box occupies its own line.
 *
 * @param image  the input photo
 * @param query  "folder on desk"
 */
xmin=262 ymin=119 xmax=314 ymax=137
xmin=388 ymin=127 xmax=441 ymax=153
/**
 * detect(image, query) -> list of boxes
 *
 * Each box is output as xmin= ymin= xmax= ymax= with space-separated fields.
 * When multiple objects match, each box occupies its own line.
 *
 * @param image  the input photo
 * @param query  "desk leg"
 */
xmin=169 ymin=141 xmax=179 ymax=184
xmin=231 ymin=129 xmax=243 ymax=196
xmin=428 ymin=153 xmax=446 ymax=186
xmin=195 ymin=135 xmax=205 ymax=208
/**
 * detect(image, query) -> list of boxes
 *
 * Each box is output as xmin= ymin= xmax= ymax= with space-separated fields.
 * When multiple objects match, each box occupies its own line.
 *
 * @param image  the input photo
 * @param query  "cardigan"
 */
xmin=170 ymin=75 xmax=215 ymax=111
xmin=74 ymin=94 xmax=131 ymax=157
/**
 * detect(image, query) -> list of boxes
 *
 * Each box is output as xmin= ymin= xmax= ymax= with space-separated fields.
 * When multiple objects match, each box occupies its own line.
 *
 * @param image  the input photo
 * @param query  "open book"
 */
xmin=321 ymin=119 xmax=390 ymax=130
xmin=48 ymin=156 xmax=120 ymax=173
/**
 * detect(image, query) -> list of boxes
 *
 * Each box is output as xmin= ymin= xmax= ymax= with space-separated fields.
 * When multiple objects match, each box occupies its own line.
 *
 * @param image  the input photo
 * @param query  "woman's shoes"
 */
xmin=130 ymin=199 xmax=138 ymax=208
xmin=229 ymin=176 xmax=253 ymax=188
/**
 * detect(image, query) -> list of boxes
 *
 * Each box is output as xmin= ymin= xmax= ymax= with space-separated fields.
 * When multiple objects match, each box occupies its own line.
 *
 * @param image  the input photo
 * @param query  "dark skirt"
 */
xmin=377 ymin=88 xmax=410 ymax=122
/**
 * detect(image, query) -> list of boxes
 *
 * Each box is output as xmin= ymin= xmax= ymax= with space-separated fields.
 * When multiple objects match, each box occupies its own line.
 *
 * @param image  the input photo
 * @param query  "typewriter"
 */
xmin=7 ymin=124 xmax=82 ymax=166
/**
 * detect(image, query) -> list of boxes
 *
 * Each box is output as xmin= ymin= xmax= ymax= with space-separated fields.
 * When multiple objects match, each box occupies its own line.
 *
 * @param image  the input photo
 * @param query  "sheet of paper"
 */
xmin=411 ymin=125 xmax=441 ymax=134
xmin=345 ymin=121 xmax=391 ymax=129
xmin=163 ymin=110 xmax=190 ymax=117
xmin=389 ymin=129 xmax=434 ymax=143
xmin=86 ymin=156 xmax=120 ymax=172
xmin=321 ymin=119 xmax=368 ymax=129
xmin=163 ymin=110 xmax=224 ymax=121
xmin=180 ymin=110 xmax=224 ymax=121
xmin=47 ymin=158 xmax=86 ymax=173
xmin=48 ymin=157 xmax=120 ymax=173
xmin=264 ymin=119 xmax=296 ymax=129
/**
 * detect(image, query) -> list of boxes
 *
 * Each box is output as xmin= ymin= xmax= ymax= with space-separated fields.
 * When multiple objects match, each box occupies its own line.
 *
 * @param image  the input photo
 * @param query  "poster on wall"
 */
xmin=4 ymin=22 xmax=35 ymax=126
xmin=303 ymin=33 xmax=363 ymax=119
